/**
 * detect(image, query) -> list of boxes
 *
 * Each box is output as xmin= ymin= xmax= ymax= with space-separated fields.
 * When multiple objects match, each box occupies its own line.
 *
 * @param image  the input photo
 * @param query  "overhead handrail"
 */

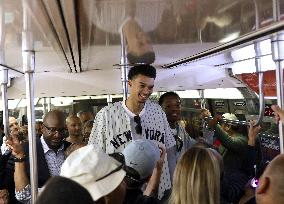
xmin=0 ymin=64 xmax=24 ymax=74
xmin=204 ymin=116 xmax=249 ymax=126
xmin=259 ymin=132 xmax=279 ymax=139
xmin=163 ymin=21 xmax=284 ymax=69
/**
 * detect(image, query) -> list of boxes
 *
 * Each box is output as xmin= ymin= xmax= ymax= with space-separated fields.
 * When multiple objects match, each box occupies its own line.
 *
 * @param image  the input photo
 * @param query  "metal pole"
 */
xmin=272 ymin=0 xmax=284 ymax=154
xmin=47 ymin=97 xmax=51 ymax=111
xmin=164 ymin=20 xmax=284 ymax=68
xmin=43 ymin=97 xmax=47 ymax=115
xmin=22 ymin=0 xmax=38 ymax=202
xmin=198 ymin=89 xmax=205 ymax=109
xmin=253 ymin=42 xmax=265 ymax=126
xmin=271 ymin=32 xmax=284 ymax=154
xmin=107 ymin=94 xmax=112 ymax=105
xmin=204 ymin=116 xmax=249 ymax=126
xmin=120 ymin=31 xmax=128 ymax=100
xmin=273 ymin=0 xmax=280 ymax=22
xmin=0 ymin=69 xmax=8 ymax=137
xmin=0 ymin=0 xmax=9 ymax=138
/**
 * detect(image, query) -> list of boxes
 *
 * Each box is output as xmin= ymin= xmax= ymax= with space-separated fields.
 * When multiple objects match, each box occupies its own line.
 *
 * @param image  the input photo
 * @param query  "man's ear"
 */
xmin=128 ymin=80 xmax=132 ymax=87
xmin=256 ymin=177 xmax=270 ymax=195
xmin=41 ymin=124 xmax=45 ymax=133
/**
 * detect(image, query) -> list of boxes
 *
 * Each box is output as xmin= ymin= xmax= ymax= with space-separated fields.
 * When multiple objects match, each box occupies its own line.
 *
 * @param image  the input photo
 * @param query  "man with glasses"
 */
xmin=5 ymin=110 xmax=70 ymax=203
xmin=88 ymin=65 xmax=176 ymax=199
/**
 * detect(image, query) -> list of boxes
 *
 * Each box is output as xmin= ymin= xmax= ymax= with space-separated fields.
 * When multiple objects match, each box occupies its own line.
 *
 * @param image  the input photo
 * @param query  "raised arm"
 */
xmin=271 ymin=105 xmax=284 ymax=123
xmin=144 ymin=146 xmax=166 ymax=197
xmin=6 ymin=133 xmax=31 ymax=203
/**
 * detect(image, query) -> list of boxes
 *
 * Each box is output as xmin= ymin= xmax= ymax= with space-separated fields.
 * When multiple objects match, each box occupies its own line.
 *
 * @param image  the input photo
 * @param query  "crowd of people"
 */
xmin=0 ymin=64 xmax=284 ymax=204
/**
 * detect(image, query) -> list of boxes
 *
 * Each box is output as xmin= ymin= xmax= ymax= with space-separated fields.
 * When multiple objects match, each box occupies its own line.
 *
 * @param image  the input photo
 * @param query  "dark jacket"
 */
xmin=2 ymin=137 xmax=70 ymax=204
xmin=124 ymin=188 xmax=159 ymax=204
xmin=23 ymin=138 xmax=71 ymax=187
xmin=214 ymin=125 xmax=248 ymax=171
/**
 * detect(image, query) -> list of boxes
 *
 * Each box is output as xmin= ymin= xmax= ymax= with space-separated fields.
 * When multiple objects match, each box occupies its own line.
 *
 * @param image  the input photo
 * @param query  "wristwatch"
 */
xmin=14 ymin=155 xmax=26 ymax=162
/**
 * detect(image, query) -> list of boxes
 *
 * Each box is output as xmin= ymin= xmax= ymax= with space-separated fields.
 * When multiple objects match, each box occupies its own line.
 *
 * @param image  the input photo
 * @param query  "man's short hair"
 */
xmin=127 ymin=52 xmax=155 ymax=65
xmin=158 ymin=92 xmax=180 ymax=106
xmin=128 ymin=65 xmax=156 ymax=80
xmin=35 ymin=176 xmax=94 ymax=204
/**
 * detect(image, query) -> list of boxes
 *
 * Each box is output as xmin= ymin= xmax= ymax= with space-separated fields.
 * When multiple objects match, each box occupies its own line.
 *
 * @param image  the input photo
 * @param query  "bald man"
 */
xmin=256 ymin=154 xmax=284 ymax=204
xmin=5 ymin=110 xmax=71 ymax=203
xmin=66 ymin=115 xmax=83 ymax=144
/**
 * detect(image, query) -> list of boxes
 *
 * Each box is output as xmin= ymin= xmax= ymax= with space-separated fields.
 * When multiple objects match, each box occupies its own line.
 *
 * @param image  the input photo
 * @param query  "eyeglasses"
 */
xmin=42 ymin=123 xmax=66 ymax=135
xmin=96 ymin=154 xmax=124 ymax=182
xmin=134 ymin=115 xmax=142 ymax=134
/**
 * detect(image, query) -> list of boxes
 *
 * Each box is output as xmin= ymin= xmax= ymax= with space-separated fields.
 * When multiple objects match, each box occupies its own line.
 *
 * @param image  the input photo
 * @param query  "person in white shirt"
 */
xmin=88 ymin=65 xmax=175 ymax=199
xmin=158 ymin=92 xmax=196 ymax=179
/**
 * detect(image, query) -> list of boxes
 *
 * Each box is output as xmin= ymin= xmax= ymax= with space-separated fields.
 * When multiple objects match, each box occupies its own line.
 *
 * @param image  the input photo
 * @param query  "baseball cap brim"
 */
xmin=83 ymin=169 xmax=126 ymax=201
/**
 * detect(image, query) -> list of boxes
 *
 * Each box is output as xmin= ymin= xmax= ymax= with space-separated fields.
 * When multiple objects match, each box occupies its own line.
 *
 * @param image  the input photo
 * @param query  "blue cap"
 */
xmin=122 ymin=139 xmax=160 ymax=179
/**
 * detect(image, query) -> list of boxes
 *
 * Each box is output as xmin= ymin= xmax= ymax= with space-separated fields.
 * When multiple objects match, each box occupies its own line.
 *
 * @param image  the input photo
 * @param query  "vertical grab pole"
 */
xmin=253 ymin=42 xmax=265 ymax=126
xmin=0 ymin=69 xmax=8 ymax=138
xmin=0 ymin=0 xmax=9 ymax=138
xmin=271 ymin=33 xmax=284 ymax=154
xmin=198 ymin=89 xmax=205 ymax=109
xmin=22 ymin=0 xmax=38 ymax=202
xmin=120 ymin=31 xmax=128 ymax=101
xmin=252 ymin=0 xmax=264 ymax=127
xmin=272 ymin=0 xmax=284 ymax=153
xmin=107 ymin=95 xmax=112 ymax=105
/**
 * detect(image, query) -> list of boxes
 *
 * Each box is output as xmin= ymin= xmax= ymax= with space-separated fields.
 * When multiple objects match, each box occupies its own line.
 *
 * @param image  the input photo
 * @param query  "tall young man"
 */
xmin=88 ymin=65 xmax=175 ymax=198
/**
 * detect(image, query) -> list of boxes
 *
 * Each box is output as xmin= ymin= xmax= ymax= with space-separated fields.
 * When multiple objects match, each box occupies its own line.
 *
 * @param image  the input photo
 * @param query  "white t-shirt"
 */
xmin=88 ymin=100 xmax=176 ymax=198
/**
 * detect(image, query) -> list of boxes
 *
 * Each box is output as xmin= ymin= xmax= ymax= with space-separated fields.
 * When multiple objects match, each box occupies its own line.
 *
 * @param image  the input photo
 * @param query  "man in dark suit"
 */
xmin=5 ymin=110 xmax=71 ymax=203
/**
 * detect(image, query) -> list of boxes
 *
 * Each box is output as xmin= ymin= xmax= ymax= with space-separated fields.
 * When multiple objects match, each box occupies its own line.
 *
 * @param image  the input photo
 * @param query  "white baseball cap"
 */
xmin=60 ymin=145 xmax=126 ymax=201
xmin=222 ymin=113 xmax=238 ymax=121
xmin=122 ymin=139 xmax=160 ymax=180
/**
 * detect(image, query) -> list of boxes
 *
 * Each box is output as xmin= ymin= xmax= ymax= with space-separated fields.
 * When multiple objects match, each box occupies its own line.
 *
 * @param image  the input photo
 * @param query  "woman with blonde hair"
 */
xmin=169 ymin=147 xmax=220 ymax=204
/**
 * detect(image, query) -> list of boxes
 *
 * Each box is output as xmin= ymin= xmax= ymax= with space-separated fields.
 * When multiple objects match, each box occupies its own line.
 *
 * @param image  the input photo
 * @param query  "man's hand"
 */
xmin=0 ymin=189 xmax=9 ymax=204
xmin=208 ymin=114 xmax=222 ymax=129
xmin=156 ymin=146 xmax=166 ymax=170
xmin=271 ymin=105 xmax=284 ymax=124
xmin=248 ymin=121 xmax=261 ymax=146
xmin=144 ymin=146 xmax=166 ymax=197
xmin=6 ymin=132 xmax=25 ymax=158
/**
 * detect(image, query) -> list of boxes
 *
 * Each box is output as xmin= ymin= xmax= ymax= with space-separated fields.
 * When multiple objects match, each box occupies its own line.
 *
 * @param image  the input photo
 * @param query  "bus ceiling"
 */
xmin=0 ymin=0 xmax=283 ymax=98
